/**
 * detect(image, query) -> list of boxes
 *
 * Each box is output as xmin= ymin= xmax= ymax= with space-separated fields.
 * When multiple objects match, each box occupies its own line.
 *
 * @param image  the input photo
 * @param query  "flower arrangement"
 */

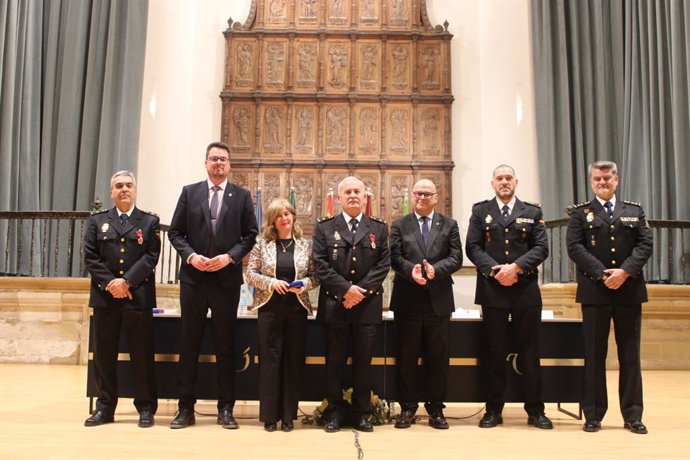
xmin=302 ymin=388 xmax=391 ymax=426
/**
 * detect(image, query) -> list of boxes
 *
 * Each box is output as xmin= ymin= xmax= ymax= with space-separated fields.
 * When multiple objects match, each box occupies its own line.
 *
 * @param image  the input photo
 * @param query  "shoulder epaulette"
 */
xmin=368 ymin=215 xmax=387 ymax=224
xmin=623 ymin=200 xmax=642 ymax=207
xmin=524 ymin=200 xmax=541 ymax=208
xmin=91 ymin=209 xmax=108 ymax=215
xmin=317 ymin=215 xmax=335 ymax=223
xmin=572 ymin=201 xmax=589 ymax=209
xmin=472 ymin=199 xmax=492 ymax=208
xmin=139 ymin=209 xmax=159 ymax=217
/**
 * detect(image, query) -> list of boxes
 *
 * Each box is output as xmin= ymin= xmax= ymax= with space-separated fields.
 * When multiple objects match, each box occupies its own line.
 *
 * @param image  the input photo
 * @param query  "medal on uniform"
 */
xmin=586 ymin=211 xmax=594 ymax=222
xmin=101 ymin=223 xmax=109 ymax=233
xmin=485 ymin=215 xmax=492 ymax=224
xmin=485 ymin=227 xmax=491 ymax=243
xmin=590 ymin=235 xmax=596 ymax=247
xmin=369 ymin=233 xmax=376 ymax=249
xmin=136 ymin=229 xmax=143 ymax=245
xmin=332 ymin=248 xmax=338 ymax=261
xmin=334 ymin=231 xmax=341 ymax=241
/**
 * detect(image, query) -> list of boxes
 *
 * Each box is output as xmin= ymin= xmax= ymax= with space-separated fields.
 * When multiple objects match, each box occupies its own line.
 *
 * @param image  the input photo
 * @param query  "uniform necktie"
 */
xmin=501 ymin=204 xmax=510 ymax=223
xmin=119 ymin=213 xmax=129 ymax=228
xmin=210 ymin=185 xmax=220 ymax=234
xmin=421 ymin=216 xmax=430 ymax=246
xmin=604 ymin=201 xmax=613 ymax=219
xmin=350 ymin=218 xmax=359 ymax=242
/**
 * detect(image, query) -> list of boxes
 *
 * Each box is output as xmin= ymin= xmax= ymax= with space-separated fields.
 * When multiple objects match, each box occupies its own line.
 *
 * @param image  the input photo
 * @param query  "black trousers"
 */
xmin=481 ymin=305 xmax=544 ymax=416
xmin=581 ymin=303 xmax=643 ymax=422
xmin=177 ymin=277 xmax=241 ymax=411
xmin=92 ymin=306 xmax=157 ymax=415
xmin=257 ymin=299 xmax=307 ymax=423
xmin=323 ymin=322 xmax=377 ymax=420
xmin=394 ymin=301 xmax=450 ymax=414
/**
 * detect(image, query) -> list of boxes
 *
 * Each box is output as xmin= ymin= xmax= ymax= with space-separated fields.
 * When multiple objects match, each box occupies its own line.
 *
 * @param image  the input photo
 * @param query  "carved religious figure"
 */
xmin=263 ymin=174 xmax=281 ymax=208
xmin=236 ymin=43 xmax=253 ymax=85
xmin=361 ymin=0 xmax=376 ymax=20
xmin=391 ymin=45 xmax=409 ymax=88
xmin=295 ymin=108 xmax=314 ymax=147
xmin=293 ymin=175 xmax=314 ymax=214
xmin=232 ymin=107 xmax=250 ymax=148
xmin=297 ymin=43 xmax=316 ymax=84
xmin=264 ymin=107 xmax=283 ymax=148
xmin=301 ymin=0 xmax=317 ymax=18
xmin=391 ymin=0 xmax=407 ymax=21
xmin=326 ymin=107 xmax=347 ymax=150
xmin=391 ymin=175 xmax=408 ymax=220
xmin=360 ymin=44 xmax=377 ymax=86
xmin=390 ymin=109 xmax=408 ymax=150
xmin=266 ymin=43 xmax=285 ymax=86
xmin=328 ymin=44 xmax=348 ymax=88
xmin=269 ymin=0 xmax=287 ymax=20
xmin=330 ymin=0 xmax=346 ymax=18
xmin=359 ymin=108 xmax=378 ymax=149
xmin=421 ymin=45 xmax=440 ymax=86
xmin=423 ymin=108 xmax=440 ymax=152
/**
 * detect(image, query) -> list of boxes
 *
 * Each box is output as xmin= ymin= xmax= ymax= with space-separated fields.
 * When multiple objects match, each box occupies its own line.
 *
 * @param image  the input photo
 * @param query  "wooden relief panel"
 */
xmin=386 ymin=104 xmax=412 ymax=159
xmin=223 ymin=1 xmax=455 ymax=227
xmin=260 ymin=104 xmax=287 ymax=156
xmin=293 ymin=39 xmax=319 ymax=92
xmin=226 ymin=103 xmax=255 ymax=159
xmin=262 ymin=39 xmax=289 ymax=91
xmin=292 ymin=104 xmax=317 ymax=159
xmin=323 ymin=103 xmax=349 ymax=159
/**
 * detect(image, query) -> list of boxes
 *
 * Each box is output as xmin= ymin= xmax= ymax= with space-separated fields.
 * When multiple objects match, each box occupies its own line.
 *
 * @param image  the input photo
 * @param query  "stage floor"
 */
xmin=1 ymin=364 xmax=688 ymax=459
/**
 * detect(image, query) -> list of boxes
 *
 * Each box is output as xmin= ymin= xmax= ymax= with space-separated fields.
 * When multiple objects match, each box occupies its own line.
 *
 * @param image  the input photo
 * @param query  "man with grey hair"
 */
xmin=83 ymin=171 xmax=161 ymax=428
xmin=312 ymin=176 xmax=390 ymax=433
xmin=567 ymin=161 xmax=652 ymax=434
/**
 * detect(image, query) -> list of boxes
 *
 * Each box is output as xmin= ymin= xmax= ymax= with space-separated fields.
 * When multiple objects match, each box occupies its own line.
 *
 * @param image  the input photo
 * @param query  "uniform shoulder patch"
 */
xmin=622 ymin=200 xmax=642 ymax=207
xmin=572 ymin=201 xmax=589 ymax=209
xmin=523 ymin=200 xmax=541 ymax=208
xmin=91 ymin=209 xmax=108 ymax=215
xmin=317 ymin=215 xmax=335 ymax=223
xmin=472 ymin=199 xmax=491 ymax=208
xmin=368 ymin=215 xmax=387 ymax=224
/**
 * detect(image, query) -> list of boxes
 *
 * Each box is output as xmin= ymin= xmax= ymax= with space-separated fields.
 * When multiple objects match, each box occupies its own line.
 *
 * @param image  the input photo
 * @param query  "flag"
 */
xmin=402 ymin=187 xmax=409 ymax=215
xmin=289 ymin=187 xmax=296 ymax=210
xmin=326 ymin=188 xmax=335 ymax=217
xmin=255 ymin=187 xmax=263 ymax=228
xmin=365 ymin=189 xmax=372 ymax=216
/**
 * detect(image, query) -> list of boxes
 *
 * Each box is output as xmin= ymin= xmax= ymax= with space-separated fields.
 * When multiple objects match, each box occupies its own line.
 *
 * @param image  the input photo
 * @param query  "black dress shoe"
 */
xmin=527 ymin=413 xmax=553 ymax=429
xmin=395 ymin=410 xmax=416 ymax=429
xmin=428 ymin=412 xmax=449 ymax=430
xmin=624 ymin=420 xmax=648 ymax=434
xmin=218 ymin=409 xmax=239 ymax=429
xmin=264 ymin=422 xmax=277 ymax=432
xmin=478 ymin=412 xmax=503 ymax=428
xmin=138 ymin=410 xmax=154 ymax=428
xmin=354 ymin=416 xmax=374 ymax=432
xmin=170 ymin=408 xmax=195 ymax=429
xmin=84 ymin=410 xmax=114 ymax=427
xmin=323 ymin=418 xmax=340 ymax=433
xmin=281 ymin=421 xmax=294 ymax=432
xmin=583 ymin=419 xmax=601 ymax=432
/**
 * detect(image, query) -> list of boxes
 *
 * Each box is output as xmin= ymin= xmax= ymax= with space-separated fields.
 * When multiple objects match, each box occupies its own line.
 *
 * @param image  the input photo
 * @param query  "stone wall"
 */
xmin=1 ymin=277 xmax=688 ymax=369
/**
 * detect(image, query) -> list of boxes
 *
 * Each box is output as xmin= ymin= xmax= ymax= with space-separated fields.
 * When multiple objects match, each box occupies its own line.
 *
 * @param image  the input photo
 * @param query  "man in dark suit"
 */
xmin=312 ymin=176 xmax=390 ymax=433
xmin=389 ymin=179 xmax=463 ymax=429
xmin=83 ymin=171 xmax=160 ymax=428
xmin=466 ymin=164 xmax=553 ymax=430
xmin=566 ymin=160 xmax=652 ymax=435
xmin=168 ymin=141 xmax=258 ymax=429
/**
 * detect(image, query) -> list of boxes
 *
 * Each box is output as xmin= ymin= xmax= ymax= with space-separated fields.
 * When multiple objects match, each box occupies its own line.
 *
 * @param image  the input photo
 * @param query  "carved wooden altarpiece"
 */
xmin=222 ymin=0 xmax=454 ymax=233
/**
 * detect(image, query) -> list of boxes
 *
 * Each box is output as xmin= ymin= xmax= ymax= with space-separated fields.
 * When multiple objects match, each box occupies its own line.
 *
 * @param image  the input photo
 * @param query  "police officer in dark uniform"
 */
xmin=312 ymin=176 xmax=390 ymax=433
xmin=83 ymin=171 xmax=160 ymax=428
xmin=466 ymin=164 xmax=553 ymax=430
xmin=566 ymin=160 xmax=652 ymax=434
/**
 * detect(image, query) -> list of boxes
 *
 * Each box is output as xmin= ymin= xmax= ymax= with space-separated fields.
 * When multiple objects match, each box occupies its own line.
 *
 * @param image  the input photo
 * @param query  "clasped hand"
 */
xmin=106 ymin=278 xmax=132 ymax=300
xmin=190 ymin=254 xmax=232 ymax=272
xmin=343 ymin=285 xmax=367 ymax=309
xmin=491 ymin=263 xmax=520 ymax=287
xmin=603 ymin=268 xmax=629 ymax=290
xmin=271 ymin=280 xmax=305 ymax=295
xmin=411 ymin=259 xmax=436 ymax=286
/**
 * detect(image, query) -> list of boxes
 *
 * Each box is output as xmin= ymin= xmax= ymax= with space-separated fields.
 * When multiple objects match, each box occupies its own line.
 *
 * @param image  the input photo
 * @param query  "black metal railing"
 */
xmin=543 ymin=218 xmax=690 ymax=284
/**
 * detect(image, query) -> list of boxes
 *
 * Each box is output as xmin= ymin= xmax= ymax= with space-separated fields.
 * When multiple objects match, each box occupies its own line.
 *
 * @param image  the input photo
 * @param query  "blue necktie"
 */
xmin=210 ymin=185 xmax=220 ymax=234
xmin=350 ymin=218 xmax=358 ymax=242
xmin=421 ymin=216 xmax=430 ymax=246
xmin=604 ymin=201 xmax=613 ymax=219
xmin=119 ymin=213 xmax=129 ymax=228
xmin=501 ymin=205 xmax=510 ymax=223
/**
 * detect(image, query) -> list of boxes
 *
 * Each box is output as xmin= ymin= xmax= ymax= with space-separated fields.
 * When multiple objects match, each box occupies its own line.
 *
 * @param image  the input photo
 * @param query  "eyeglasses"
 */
xmin=207 ymin=156 xmax=229 ymax=163
xmin=412 ymin=191 xmax=437 ymax=198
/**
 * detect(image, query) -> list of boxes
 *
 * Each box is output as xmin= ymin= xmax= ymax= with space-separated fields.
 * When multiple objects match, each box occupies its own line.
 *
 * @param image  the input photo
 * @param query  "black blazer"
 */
xmin=312 ymin=213 xmax=390 ymax=325
xmin=168 ymin=180 xmax=258 ymax=288
xmin=465 ymin=198 xmax=548 ymax=308
xmin=84 ymin=207 xmax=161 ymax=309
xmin=566 ymin=198 xmax=653 ymax=304
xmin=389 ymin=212 xmax=463 ymax=316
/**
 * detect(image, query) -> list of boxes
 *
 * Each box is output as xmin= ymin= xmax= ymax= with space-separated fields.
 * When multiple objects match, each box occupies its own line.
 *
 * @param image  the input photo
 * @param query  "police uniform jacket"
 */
xmin=84 ymin=207 xmax=161 ymax=309
xmin=389 ymin=212 xmax=463 ymax=316
xmin=566 ymin=198 xmax=653 ymax=304
xmin=465 ymin=198 xmax=548 ymax=308
xmin=312 ymin=213 xmax=391 ymax=324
